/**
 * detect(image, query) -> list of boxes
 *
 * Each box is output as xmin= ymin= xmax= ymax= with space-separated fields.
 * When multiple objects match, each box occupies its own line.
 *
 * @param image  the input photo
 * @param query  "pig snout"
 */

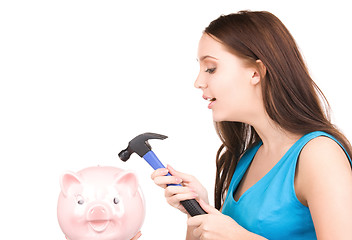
xmin=87 ymin=205 xmax=111 ymax=233
xmin=88 ymin=205 xmax=108 ymax=220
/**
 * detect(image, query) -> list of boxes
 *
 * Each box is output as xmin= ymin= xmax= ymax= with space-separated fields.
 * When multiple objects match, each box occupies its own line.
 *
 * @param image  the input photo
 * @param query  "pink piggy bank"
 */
xmin=57 ymin=166 xmax=145 ymax=240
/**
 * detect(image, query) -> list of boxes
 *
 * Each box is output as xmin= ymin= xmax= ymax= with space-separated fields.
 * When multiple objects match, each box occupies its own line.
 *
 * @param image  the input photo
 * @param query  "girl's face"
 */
xmin=195 ymin=33 xmax=262 ymax=123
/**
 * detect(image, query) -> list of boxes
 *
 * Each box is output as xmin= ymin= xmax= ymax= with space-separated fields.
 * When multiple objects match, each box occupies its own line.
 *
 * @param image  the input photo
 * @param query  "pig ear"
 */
xmin=115 ymin=171 xmax=139 ymax=196
xmin=60 ymin=171 xmax=82 ymax=197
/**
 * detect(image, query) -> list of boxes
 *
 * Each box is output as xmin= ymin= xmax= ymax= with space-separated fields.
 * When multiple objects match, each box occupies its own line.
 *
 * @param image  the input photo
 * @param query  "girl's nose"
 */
xmin=194 ymin=74 xmax=207 ymax=89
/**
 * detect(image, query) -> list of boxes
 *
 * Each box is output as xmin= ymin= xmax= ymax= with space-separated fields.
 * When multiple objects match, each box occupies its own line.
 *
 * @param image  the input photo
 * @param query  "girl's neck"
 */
xmin=252 ymin=116 xmax=302 ymax=156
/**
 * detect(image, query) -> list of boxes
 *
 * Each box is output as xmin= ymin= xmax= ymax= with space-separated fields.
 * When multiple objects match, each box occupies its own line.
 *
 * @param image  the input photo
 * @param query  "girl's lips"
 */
xmin=202 ymin=95 xmax=216 ymax=109
xmin=208 ymin=99 xmax=216 ymax=109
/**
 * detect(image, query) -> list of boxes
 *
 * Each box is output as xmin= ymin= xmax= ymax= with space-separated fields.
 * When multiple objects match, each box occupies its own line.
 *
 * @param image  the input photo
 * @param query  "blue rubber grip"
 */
xmin=143 ymin=151 xmax=169 ymax=171
xmin=143 ymin=150 xmax=207 ymax=216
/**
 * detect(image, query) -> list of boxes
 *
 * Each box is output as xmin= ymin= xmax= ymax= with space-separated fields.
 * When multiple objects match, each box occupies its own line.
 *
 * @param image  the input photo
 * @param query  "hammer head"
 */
xmin=118 ymin=132 xmax=168 ymax=161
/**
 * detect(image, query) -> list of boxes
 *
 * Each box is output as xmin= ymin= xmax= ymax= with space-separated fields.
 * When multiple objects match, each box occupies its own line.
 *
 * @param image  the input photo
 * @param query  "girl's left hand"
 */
xmin=187 ymin=200 xmax=250 ymax=240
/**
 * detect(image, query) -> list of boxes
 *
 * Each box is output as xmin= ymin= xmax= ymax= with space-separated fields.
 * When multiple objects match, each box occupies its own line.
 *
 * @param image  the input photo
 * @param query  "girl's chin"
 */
xmin=212 ymin=113 xmax=240 ymax=123
xmin=212 ymin=114 xmax=227 ymax=123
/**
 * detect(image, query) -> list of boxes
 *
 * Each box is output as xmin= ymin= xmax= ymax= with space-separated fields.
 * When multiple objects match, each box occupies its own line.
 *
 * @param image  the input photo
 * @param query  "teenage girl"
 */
xmin=151 ymin=11 xmax=352 ymax=240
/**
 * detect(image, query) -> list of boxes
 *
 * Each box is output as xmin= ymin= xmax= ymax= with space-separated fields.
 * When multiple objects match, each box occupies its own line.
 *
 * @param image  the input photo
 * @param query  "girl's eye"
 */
xmin=205 ymin=68 xmax=216 ymax=74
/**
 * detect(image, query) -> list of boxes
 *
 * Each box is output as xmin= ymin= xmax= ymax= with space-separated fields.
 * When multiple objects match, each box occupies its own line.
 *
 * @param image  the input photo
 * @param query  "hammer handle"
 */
xmin=143 ymin=151 xmax=207 ymax=216
xmin=180 ymin=199 xmax=207 ymax=217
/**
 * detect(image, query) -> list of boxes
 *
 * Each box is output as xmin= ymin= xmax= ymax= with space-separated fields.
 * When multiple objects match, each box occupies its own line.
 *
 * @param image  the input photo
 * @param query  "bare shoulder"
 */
xmin=299 ymin=136 xmax=350 ymax=167
xmin=296 ymin=136 xmax=352 ymax=239
xmin=295 ymin=136 xmax=352 ymax=205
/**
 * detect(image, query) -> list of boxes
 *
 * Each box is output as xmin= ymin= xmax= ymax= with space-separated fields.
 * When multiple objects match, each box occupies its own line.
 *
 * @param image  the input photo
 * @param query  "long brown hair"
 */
xmin=204 ymin=10 xmax=352 ymax=210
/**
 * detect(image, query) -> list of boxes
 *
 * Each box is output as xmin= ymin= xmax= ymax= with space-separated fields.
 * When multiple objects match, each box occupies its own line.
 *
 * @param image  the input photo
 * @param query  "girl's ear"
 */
xmin=251 ymin=59 xmax=266 ymax=85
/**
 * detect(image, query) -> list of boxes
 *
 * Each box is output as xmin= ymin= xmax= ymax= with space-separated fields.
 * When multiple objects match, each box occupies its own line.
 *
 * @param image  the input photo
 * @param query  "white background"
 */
xmin=0 ymin=0 xmax=351 ymax=239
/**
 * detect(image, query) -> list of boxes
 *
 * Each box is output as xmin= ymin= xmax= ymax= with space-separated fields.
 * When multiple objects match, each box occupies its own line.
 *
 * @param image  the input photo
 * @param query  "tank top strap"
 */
xmin=289 ymin=131 xmax=352 ymax=166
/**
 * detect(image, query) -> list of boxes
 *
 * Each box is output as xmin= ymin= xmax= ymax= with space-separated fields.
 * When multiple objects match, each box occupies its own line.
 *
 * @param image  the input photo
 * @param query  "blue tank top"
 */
xmin=221 ymin=131 xmax=351 ymax=240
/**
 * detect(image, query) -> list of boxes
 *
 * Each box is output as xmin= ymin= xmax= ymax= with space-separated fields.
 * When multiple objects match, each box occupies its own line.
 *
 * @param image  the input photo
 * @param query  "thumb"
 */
xmin=198 ymin=199 xmax=220 ymax=215
xmin=167 ymin=165 xmax=192 ymax=181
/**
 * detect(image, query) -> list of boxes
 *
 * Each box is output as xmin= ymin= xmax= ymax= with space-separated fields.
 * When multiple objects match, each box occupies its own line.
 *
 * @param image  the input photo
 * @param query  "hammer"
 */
xmin=118 ymin=132 xmax=207 ymax=217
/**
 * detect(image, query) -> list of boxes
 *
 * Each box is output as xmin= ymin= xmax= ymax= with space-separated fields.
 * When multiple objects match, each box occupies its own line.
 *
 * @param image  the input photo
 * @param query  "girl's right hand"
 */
xmin=151 ymin=165 xmax=209 ymax=215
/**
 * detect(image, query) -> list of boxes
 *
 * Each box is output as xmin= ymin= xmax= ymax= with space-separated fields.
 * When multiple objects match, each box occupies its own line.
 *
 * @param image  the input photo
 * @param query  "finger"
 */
xmin=198 ymin=199 xmax=220 ymax=215
xmin=165 ymin=186 xmax=199 ymax=211
xmin=187 ymin=215 xmax=204 ymax=227
xmin=167 ymin=193 xmax=198 ymax=205
xmin=192 ymin=226 xmax=202 ymax=239
xmin=153 ymin=175 xmax=182 ymax=188
xmin=151 ymin=168 xmax=169 ymax=180
xmin=165 ymin=186 xmax=198 ymax=199
xmin=167 ymin=165 xmax=194 ymax=183
xmin=167 ymin=193 xmax=200 ymax=212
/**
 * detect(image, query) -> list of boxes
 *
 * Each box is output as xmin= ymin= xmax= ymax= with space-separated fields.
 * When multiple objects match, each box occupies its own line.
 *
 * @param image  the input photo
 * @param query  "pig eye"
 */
xmin=113 ymin=197 xmax=120 ymax=204
xmin=76 ymin=195 xmax=85 ymax=205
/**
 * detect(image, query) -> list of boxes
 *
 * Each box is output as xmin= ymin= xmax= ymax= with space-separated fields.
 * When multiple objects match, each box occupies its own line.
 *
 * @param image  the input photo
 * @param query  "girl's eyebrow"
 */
xmin=197 ymin=55 xmax=219 ymax=62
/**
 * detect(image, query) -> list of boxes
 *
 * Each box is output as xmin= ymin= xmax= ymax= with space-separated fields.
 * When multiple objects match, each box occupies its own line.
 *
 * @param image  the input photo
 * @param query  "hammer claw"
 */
xmin=118 ymin=132 xmax=168 ymax=160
